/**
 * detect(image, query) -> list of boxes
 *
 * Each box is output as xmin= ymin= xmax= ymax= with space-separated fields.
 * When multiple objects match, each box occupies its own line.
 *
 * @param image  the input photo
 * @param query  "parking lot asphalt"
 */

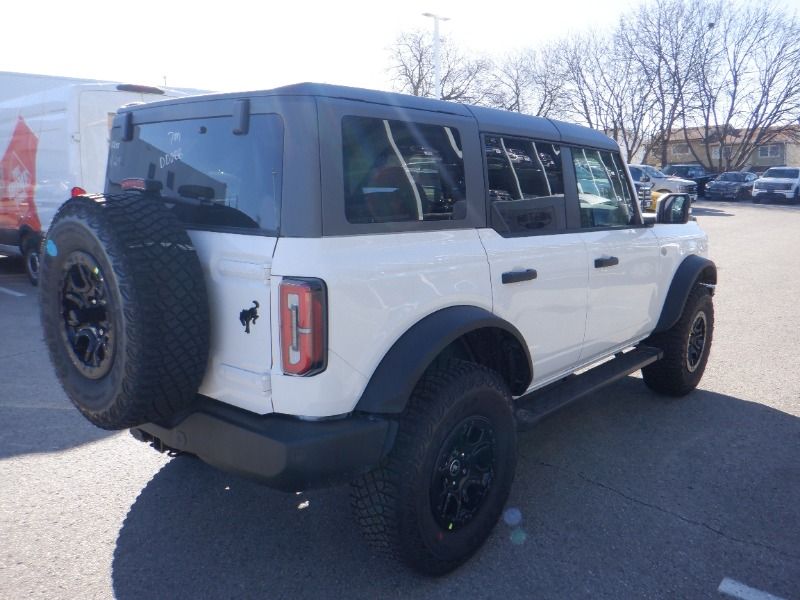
xmin=1 ymin=199 xmax=798 ymax=600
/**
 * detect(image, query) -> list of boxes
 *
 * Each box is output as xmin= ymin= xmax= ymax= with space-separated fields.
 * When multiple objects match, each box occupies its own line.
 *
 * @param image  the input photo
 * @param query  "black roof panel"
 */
xmin=118 ymin=82 xmax=618 ymax=151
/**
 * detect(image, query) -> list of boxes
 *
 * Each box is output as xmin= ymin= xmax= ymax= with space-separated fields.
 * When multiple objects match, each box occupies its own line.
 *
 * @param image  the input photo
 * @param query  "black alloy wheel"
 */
xmin=59 ymin=251 xmax=115 ymax=379
xmin=430 ymin=416 xmax=496 ymax=532
xmin=686 ymin=311 xmax=707 ymax=373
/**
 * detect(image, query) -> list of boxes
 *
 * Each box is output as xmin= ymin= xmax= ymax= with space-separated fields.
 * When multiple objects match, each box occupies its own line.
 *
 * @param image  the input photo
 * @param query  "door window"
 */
xmin=572 ymin=148 xmax=637 ymax=228
xmin=342 ymin=117 xmax=466 ymax=224
xmin=484 ymin=135 xmax=566 ymax=235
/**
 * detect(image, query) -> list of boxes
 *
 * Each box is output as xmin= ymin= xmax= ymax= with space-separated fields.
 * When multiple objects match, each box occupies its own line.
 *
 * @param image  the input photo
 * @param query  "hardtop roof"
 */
xmin=119 ymin=82 xmax=618 ymax=151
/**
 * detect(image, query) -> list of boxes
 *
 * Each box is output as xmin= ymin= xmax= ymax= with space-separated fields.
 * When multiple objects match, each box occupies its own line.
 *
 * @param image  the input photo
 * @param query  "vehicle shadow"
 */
xmin=0 ymin=253 xmax=25 ymax=276
xmin=0 ymin=253 xmax=115 ymax=458
xmin=111 ymin=378 xmax=800 ymax=600
xmin=690 ymin=204 xmax=734 ymax=217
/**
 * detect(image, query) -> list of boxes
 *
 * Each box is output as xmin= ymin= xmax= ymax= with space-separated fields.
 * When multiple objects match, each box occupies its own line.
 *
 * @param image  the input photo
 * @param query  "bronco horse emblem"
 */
xmin=239 ymin=300 xmax=259 ymax=334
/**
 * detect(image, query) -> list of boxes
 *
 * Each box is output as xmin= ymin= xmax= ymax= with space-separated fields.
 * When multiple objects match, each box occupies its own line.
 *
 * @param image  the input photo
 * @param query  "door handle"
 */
xmin=594 ymin=256 xmax=619 ymax=268
xmin=502 ymin=269 xmax=538 ymax=284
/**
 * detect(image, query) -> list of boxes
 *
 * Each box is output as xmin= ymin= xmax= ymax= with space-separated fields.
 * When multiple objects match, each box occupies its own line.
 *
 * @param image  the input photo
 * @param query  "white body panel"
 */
xmin=478 ymin=228 xmax=589 ymax=381
xmin=580 ymin=227 xmax=661 ymax=362
xmin=269 ymin=231 xmax=493 ymax=417
xmin=189 ymin=230 xmax=277 ymax=414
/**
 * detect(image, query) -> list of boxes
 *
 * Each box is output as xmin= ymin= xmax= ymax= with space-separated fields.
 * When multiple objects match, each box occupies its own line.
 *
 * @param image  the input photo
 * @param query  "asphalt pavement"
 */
xmin=1 ymin=199 xmax=798 ymax=599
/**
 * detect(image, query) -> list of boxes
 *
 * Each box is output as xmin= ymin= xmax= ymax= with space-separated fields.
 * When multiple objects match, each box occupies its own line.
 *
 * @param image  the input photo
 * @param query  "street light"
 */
xmin=422 ymin=12 xmax=450 ymax=100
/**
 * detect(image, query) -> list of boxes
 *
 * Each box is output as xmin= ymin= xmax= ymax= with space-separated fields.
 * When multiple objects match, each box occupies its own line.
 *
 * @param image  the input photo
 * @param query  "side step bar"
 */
xmin=515 ymin=345 xmax=663 ymax=431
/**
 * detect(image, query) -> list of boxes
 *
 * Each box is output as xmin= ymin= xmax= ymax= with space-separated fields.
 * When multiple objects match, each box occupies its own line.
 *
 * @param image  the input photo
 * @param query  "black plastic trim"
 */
xmin=355 ymin=305 xmax=533 ymax=414
xmin=134 ymin=397 xmax=395 ymax=492
xmin=594 ymin=256 xmax=619 ymax=268
xmin=502 ymin=269 xmax=537 ymax=284
xmin=654 ymin=255 xmax=717 ymax=333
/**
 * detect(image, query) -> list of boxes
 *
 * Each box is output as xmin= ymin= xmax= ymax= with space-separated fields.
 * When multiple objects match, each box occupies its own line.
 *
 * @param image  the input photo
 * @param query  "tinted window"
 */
xmin=629 ymin=166 xmax=644 ymax=181
xmin=484 ymin=135 xmax=566 ymax=235
xmin=107 ymin=115 xmax=283 ymax=233
xmin=342 ymin=117 xmax=466 ymax=224
xmin=572 ymin=148 xmax=637 ymax=228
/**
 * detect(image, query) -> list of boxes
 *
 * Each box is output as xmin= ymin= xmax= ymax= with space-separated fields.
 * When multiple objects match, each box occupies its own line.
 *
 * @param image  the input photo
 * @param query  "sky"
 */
xmin=1 ymin=0 xmax=649 ymax=93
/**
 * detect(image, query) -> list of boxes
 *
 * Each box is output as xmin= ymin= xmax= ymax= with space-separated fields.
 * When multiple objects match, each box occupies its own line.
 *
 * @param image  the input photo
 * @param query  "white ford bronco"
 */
xmin=39 ymin=84 xmax=716 ymax=576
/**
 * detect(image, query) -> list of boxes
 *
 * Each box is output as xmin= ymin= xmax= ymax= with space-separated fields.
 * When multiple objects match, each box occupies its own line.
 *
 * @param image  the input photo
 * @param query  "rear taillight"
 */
xmin=71 ymin=186 xmax=87 ymax=197
xmin=280 ymin=278 xmax=327 ymax=376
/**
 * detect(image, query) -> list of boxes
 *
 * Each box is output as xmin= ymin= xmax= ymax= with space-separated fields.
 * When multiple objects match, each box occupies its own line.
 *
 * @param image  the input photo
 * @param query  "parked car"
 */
xmin=752 ymin=167 xmax=800 ymax=204
xmin=663 ymin=164 xmax=716 ymax=197
xmin=704 ymin=171 xmax=757 ymax=201
xmin=628 ymin=164 xmax=697 ymax=208
xmin=38 ymin=83 xmax=715 ymax=576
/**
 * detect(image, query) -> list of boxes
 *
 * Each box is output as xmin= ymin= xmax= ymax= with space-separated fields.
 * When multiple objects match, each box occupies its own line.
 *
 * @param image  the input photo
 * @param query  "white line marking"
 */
xmin=718 ymin=578 xmax=787 ymax=600
xmin=0 ymin=285 xmax=25 ymax=297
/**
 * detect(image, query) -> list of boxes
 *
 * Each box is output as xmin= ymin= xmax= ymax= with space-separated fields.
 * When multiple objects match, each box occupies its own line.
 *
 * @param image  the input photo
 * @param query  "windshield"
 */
xmin=762 ymin=168 xmax=799 ymax=179
xmin=666 ymin=166 xmax=689 ymax=176
xmin=718 ymin=172 xmax=745 ymax=182
xmin=644 ymin=165 xmax=666 ymax=178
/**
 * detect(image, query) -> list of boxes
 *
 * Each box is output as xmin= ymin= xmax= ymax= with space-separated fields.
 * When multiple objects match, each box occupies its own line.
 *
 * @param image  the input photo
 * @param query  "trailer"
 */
xmin=0 ymin=72 xmax=203 ymax=284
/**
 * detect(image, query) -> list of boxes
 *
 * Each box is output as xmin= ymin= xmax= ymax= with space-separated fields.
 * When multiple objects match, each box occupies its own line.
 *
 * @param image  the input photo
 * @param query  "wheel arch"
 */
xmin=653 ymin=254 xmax=716 ymax=334
xmin=354 ymin=305 xmax=532 ymax=415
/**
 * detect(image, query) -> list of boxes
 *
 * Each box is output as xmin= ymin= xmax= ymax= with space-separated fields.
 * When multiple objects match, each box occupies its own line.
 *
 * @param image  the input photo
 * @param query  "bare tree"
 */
xmin=387 ymin=30 xmax=490 ymax=103
xmin=684 ymin=1 xmax=800 ymax=170
xmin=618 ymin=0 xmax=713 ymax=165
xmin=482 ymin=47 xmax=564 ymax=117
xmin=557 ymin=34 xmax=656 ymax=162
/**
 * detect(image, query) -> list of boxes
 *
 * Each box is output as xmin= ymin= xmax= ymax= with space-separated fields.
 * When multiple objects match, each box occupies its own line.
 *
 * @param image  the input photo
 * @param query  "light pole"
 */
xmin=422 ymin=12 xmax=449 ymax=100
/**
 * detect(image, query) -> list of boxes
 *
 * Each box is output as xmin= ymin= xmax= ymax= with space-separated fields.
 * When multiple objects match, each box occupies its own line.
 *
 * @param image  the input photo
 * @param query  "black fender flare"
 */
xmin=355 ymin=305 xmax=532 ymax=415
xmin=654 ymin=255 xmax=717 ymax=334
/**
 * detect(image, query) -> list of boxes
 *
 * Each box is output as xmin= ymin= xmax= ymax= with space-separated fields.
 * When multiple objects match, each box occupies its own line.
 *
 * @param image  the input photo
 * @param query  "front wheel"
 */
xmin=642 ymin=285 xmax=714 ymax=396
xmin=351 ymin=360 xmax=517 ymax=576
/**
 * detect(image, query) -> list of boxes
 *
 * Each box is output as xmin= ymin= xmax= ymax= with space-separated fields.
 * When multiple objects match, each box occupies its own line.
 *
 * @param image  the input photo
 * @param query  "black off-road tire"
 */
xmin=642 ymin=285 xmax=714 ymax=396
xmin=351 ymin=360 xmax=517 ymax=576
xmin=22 ymin=234 xmax=41 ymax=286
xmin=39 ymin=194 xmax=210 ymax=430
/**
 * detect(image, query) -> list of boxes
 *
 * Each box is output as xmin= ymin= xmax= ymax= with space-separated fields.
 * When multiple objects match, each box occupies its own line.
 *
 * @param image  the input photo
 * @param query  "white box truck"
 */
xmin=0 ymin=72 xmax=202 ymax=284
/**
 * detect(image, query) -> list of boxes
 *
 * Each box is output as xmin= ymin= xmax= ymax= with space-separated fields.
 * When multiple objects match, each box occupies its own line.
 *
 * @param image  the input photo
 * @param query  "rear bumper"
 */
xmin=132 ymin=397 xmax=396 ymax=491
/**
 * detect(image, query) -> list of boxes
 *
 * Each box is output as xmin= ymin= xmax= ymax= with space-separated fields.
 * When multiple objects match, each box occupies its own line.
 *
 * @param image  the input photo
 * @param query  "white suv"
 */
xmin=752 ymin=167 xmax=800 ymax=204
xmin=38 ymin=84 xmax=716 ymax=576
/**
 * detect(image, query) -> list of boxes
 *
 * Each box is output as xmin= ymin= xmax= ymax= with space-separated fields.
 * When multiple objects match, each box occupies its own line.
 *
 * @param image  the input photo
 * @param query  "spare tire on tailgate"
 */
xmin=39 ymin=193 xmax=210 ymax=430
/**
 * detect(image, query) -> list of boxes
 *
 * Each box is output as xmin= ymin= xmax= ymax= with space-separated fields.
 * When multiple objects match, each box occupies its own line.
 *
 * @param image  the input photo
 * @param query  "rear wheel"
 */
xmin=351 ymin=360 xmax=517 ymax=576
xmin=22 ymin=235 xmax=40 ymax=286
xmin=642 ymin=285 xmax=714 ymax=396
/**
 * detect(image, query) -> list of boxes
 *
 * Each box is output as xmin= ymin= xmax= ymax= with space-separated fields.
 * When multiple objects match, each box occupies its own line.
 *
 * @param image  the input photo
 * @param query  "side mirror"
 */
xmin=657 ymin=193 xmax=691 ymax=224
xmin=640 ymin=175 xmax=651 ymax=183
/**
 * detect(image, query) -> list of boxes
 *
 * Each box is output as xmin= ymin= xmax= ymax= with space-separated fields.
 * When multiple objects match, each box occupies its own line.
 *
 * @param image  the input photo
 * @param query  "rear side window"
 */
xmin=342 ymin=116 xmax=466 ymax=223
xmin=484 ymin=135 xmax=566 ymax=235
xmin=107 ymin=114 xmax=283 ymax=233
xmin=572 ymin=148 xmax=637 ymax=228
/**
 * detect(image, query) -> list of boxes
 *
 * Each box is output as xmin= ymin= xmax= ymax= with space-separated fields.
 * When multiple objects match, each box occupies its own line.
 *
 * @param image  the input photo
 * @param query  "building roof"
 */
xmin=667 ymin=124 xmax=800 ymax=144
